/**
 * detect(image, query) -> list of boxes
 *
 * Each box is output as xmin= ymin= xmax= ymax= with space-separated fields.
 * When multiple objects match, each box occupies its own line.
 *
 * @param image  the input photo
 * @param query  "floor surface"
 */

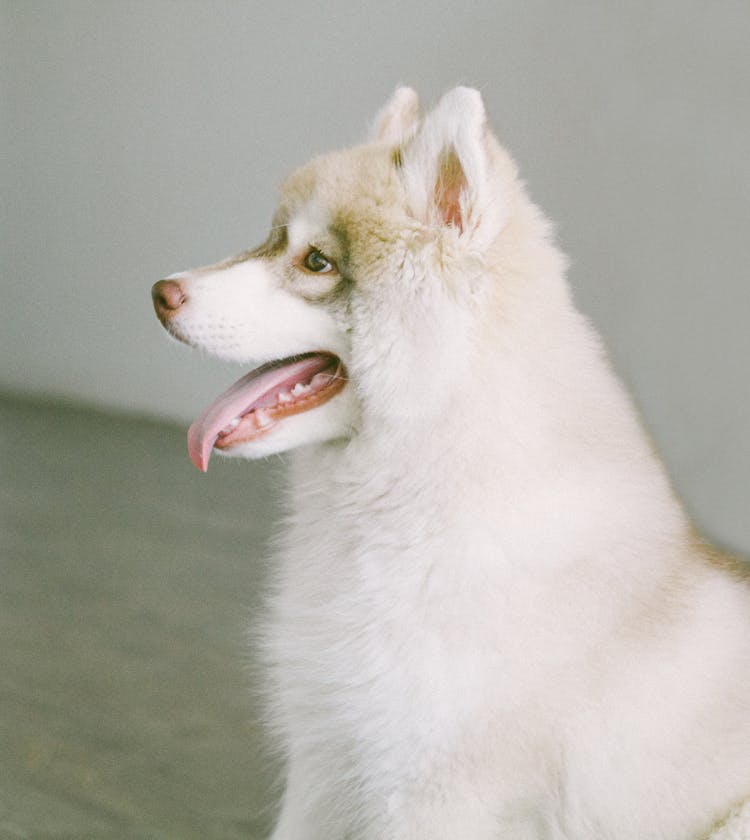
xmin=1 ymin=394 xmax=284 ymax=839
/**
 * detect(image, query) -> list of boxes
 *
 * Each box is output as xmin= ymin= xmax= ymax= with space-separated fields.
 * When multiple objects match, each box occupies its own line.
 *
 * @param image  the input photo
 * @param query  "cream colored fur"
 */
xmin=158 ymin=87 xmax=750 ymax=839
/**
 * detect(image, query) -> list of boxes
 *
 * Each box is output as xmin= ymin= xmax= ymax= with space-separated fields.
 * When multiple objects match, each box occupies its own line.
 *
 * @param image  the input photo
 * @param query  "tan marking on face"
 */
xmin=247 ymin=220 xmax=289 ymax=259
xmin=283 ymin=231 xmax=350 ymax=304
xmin=263 ymin=143 xmax=413 ymax=302
xmin=187 ymin=220 xmax=289 ymax=276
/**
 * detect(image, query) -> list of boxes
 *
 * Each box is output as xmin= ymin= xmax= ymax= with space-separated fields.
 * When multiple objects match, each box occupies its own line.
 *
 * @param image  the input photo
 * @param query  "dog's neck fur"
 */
xmin=283 ymin=279 xmax=688 ymax=587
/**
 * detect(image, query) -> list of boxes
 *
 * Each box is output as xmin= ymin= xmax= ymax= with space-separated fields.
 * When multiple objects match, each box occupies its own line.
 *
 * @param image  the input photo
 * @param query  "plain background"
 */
xmin=1 ymin=0 xmax=748 ymax=552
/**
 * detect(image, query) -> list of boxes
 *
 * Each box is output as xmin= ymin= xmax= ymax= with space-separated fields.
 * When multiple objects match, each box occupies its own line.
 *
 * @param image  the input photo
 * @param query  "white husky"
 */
xmin=152 ymin=87 xmax=750 ymax=839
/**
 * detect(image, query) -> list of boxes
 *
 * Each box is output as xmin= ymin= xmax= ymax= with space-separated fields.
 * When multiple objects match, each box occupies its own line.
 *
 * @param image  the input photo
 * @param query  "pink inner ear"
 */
xmin=434 ymin=148 xmax=467 ymax=231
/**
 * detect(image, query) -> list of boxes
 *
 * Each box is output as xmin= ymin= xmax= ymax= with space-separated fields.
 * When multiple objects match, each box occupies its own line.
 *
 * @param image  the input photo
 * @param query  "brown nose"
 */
xmin=151 ymin=279 xmax=188 ymax=321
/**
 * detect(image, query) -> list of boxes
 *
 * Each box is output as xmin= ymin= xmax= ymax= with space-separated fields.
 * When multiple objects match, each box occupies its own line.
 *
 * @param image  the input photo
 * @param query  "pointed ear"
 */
xmin=370 ymin=86 xmax=421 ymax=145
xmin=400 ymin=87 xmax=506 ymax=242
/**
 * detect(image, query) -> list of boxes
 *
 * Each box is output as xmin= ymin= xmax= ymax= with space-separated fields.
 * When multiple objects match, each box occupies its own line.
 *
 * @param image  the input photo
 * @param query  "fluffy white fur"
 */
xmin=156 ymin=87 xmax=750 ymax=839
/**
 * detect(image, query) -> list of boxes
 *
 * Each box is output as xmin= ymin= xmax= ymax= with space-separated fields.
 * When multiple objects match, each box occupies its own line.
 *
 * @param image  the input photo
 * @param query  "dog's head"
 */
xmin=152 ymin=87 xmax=544 ymax=469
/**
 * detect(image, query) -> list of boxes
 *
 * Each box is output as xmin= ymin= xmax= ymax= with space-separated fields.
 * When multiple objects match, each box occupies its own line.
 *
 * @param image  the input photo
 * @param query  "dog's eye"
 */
xmin=302 ymin=249 xmax=335 ymax=274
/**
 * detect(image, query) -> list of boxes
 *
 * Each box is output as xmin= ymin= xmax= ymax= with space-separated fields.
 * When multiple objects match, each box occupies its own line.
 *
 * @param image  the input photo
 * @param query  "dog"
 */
xmin=152 ymin=87 xmax=750 ymax=839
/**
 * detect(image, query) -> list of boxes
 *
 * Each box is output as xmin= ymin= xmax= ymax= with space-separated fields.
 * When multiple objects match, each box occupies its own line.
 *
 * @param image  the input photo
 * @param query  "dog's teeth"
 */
xmin=310 ymin=373 xmax=332 ymax=389
xmin=220 ymin=417 xmax=241 ymax=435
xmin=256 ymin=408 xmax=272 ymax=428
xmin=291 ymin=382 xmax=310 ymax=396
xmin=278 ymin=390 xmax=292 ymax=403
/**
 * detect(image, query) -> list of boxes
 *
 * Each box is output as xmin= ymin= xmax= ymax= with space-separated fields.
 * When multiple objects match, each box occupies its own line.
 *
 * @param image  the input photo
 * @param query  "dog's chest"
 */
xmin=266 ymin=480 xmax=544 ymax=787
xmin=272 ymin=515 xmax=488 ymax=709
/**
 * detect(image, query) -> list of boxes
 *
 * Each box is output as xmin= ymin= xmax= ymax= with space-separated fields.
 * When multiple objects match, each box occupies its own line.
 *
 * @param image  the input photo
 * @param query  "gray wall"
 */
xmin=2 ymin=1 xmax=748 ymax=551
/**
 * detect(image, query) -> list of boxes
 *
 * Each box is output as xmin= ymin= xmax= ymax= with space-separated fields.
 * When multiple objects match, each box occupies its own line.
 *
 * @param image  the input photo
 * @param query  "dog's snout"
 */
xmin=152 ymin=279 xmax=188 ymax=321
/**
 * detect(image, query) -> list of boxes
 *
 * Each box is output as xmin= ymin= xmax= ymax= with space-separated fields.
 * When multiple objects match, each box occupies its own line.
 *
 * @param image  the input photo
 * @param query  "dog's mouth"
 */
xmin=187 ymin=352 xmax=347 ymax=471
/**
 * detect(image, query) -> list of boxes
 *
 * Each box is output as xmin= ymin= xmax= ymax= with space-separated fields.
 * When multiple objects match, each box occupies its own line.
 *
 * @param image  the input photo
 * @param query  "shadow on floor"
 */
xmin=0 ymin=394 xmax=285 ymax=839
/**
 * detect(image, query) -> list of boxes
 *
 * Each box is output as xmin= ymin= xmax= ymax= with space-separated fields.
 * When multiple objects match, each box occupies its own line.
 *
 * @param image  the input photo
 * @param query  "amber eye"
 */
xmin=302 ymin=249 xmax=334 ymax=273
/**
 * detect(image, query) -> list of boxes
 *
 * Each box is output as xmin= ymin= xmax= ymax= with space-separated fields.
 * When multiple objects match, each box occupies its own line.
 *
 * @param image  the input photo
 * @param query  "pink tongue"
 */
xmin=187 ymin=355 xmax=332 ymax=472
